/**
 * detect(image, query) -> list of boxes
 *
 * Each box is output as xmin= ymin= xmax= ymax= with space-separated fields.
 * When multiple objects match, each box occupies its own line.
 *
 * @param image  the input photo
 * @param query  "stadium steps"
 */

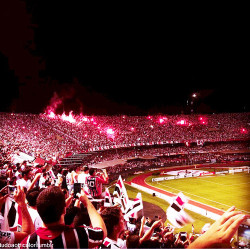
xmin=56 ymin=152 xmax=95 ymax=168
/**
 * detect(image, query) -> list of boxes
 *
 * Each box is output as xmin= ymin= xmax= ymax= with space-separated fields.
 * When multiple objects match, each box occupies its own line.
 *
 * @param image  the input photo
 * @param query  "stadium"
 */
xmin=1 ymin=2 xmax=249 ymax=248
xmin=0 ymin=111 xmax=249 ymax=247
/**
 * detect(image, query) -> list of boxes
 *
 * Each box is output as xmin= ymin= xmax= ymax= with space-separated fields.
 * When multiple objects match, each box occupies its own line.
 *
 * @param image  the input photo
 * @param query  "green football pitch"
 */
xmin=145 ymin=172 xmax=250 ymax=214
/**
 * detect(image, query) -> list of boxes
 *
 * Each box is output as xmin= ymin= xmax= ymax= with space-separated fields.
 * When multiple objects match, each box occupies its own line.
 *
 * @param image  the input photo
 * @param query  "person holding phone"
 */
xmin=87 ymin=168 xmax=109 ymax=199
xmin=20 ymin=186 xmax=107 ymax=249
xmin=0 ymin=186 xmax=35 ymax=245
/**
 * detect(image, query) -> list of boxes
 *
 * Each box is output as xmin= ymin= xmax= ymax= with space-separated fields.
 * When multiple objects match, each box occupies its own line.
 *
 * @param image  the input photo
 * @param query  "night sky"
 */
xmin=0 ymin=1 xmax=249 ymax=115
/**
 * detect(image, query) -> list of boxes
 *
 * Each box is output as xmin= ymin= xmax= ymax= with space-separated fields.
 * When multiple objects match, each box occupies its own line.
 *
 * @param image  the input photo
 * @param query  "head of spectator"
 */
xmin=83 ymin=166 xmax=89 ymax=173
xmin=75 ymin=166 xmax=81 ymax=174
xmin=100 ymin=206 xmax=125 ymax=242
xmin=126 ymin=234 xmax=140 ymax=248
xmin=21 ymin=169 xmax=32 ymax=181
xmin=26 ymin=187 xmax=41 ymax=208
xmin=89 ymin=168 xmax=96 ymax=176
xmin=36 ymin=186 xmax=66 ymax=225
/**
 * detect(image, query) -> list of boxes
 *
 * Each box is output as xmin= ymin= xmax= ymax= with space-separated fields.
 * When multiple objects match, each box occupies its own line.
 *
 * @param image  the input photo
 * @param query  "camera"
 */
xmin=237 ymin=219 xmax=250 ymax=249
xmin=180 ymin=232 xmax=187 ymax=242
xmin=8 ymin=185 xmax=17 ymax=196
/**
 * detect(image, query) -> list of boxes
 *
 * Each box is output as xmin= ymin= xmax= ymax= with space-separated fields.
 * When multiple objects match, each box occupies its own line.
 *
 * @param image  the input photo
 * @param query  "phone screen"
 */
xmin=180 ymin=232 xmax=187 ymax=242
xmin=73 ymin=183 xmax=81 ymax=198
xmin=8 ymin=185 xmax=16 ymax=196
xmin=238 ymin=223 xmax=250 ymax=248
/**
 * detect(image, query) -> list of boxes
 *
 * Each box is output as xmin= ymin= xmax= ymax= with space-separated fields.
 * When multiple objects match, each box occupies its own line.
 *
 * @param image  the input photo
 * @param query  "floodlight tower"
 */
xmin=186 ymin=92 xmax=199 ymax=114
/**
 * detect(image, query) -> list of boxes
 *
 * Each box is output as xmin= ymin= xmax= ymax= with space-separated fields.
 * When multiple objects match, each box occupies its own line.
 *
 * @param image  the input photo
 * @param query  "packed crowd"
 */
xmin=0 ymin=162 xmax=249 ymax=248
xmin=0 ymin=112 xmax=249 ymax=248
xmin=0 ymin=112 xmax=249 ymax=163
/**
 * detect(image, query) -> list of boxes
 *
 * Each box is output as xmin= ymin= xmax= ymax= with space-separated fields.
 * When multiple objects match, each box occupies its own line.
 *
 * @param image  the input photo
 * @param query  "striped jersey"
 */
xmin=87 ymin=176 xmax=107 ymax=198
xmin=20 ymin=225 xmax=104 ymax=249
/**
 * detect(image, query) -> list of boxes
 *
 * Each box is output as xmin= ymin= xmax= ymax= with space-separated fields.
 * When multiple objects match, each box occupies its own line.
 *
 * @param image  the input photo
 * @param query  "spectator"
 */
xmin=78 ymin=166 xmax=89 ymax=188
xmin=87 ymin=168 xmax=109 ymax=199
xmin=25 ymin=187 xmax=43 ymax=230
xmin=0 ymin=186 xmax=35 ymax=245
xmin=20 ymin=186 xmax=107 ymax=248
xmin=100 ymin=206 xmax=126 ymax=249
xmin=16 ymin=169 xmax=32 ymax=192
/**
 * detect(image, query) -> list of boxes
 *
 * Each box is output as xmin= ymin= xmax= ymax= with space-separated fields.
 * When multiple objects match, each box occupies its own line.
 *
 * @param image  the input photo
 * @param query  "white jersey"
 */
xmin=66 ymin=172 xmax=73 ymax=186
xmin=78 ymin=173 xmax=89 ymax=185
xmin=28 ymin=207 xmax=43 ymax=230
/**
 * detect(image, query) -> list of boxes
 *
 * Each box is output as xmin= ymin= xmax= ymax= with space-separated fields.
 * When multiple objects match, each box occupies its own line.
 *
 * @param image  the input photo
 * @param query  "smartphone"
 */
xmin=8 ymin=185 xmax=17 ymax=197
xmin=73 ymin=183 xmax=81 ymax=198
xmin=180 ymin=232 xmax=187 ymax=242
xmin=237 ymin=220 xmax=250 ymax=249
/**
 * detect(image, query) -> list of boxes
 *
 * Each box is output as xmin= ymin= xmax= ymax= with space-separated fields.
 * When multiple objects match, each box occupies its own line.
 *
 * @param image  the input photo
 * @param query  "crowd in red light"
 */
xmin=0 ymin=112 xmax=249 ymax=249
xmin=0 ymin=112 xmax=249 ymax=163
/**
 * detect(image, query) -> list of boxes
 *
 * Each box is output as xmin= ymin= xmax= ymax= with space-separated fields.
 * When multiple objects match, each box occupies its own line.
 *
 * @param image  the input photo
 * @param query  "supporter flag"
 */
xmin=113 ymin=176 xmax=129 ymax=213
xmin=166 ymin=192 xmax=193 ymax=228
xmin=104 ymin=188 xmax=113 ymax=207
xmin=124 ymin=192 xmax=143 ymax=220
xmin=3 ymin=197 xmax=22 ymax=232
xmin=48 ymin=169 xmax=56 ymax=179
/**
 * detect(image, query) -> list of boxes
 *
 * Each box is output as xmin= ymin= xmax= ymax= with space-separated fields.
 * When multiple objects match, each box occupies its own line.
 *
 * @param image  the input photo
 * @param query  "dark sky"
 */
xmin=0 ymin=1 xmax=249 ymax=115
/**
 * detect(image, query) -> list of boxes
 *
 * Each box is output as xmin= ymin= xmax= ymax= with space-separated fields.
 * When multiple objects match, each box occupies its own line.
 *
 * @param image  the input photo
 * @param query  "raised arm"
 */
xmin=188 ymin=206 xmax=249 ymax=248
xmin=27 ymin=173 xmax=42 ymax=191
xmin=78 ymin=190 xmax=107 ymax=238
xmin=140 ymin=219 xmax=162 ymax=244
xmin=14 ymin=186 xmax=35 ymax=243
xmin=139 ymin=216 xmax=146 ymax=238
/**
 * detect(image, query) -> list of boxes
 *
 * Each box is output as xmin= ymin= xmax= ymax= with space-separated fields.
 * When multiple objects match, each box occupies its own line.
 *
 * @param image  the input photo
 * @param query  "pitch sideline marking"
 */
xmin=194 ymin=178 xmax=250 ymax=186
xmin=149 ymin=180 xmax=250 ymax=214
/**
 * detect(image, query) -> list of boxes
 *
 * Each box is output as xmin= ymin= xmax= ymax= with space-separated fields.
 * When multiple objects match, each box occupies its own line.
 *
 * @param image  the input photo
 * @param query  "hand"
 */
xmin=188 ymin=206 xmax=250 ymax=248
xmin=152 ymin=219 xmax=162 ymax=229
xmin=13 ymin=186 xmax=26 ymax=208
xmin=65 ymin=193 xmax=74 ymax=208
xmin=77 ymin=189 xmax=88 ymax=206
